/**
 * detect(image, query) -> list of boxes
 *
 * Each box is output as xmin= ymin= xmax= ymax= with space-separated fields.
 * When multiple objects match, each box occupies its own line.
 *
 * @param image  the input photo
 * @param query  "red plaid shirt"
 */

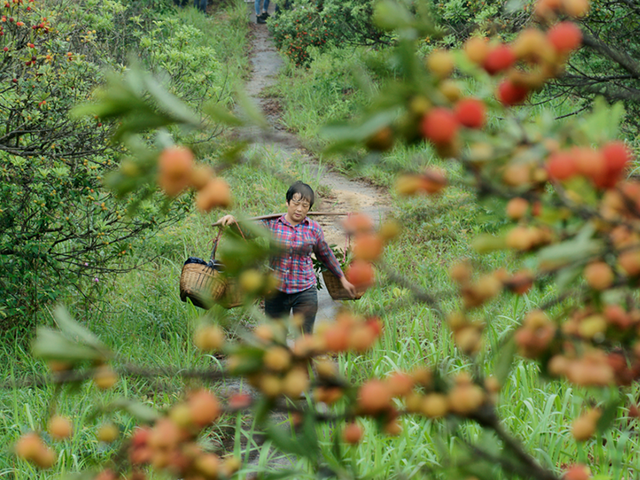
xmin=262 ymin=215 xmax=344 ymax=294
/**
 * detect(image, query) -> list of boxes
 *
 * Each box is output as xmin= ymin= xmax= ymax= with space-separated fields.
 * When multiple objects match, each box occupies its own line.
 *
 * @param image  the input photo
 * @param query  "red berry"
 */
xmin=420 ymin=108 xmax=459 ymax=145
xmin=602 ymin=141 xmax=631 ymax=174
xmin=497 ymin=80 xmax=529 ymax=106
xmin=2 ymin=46 xmax=7 ymax=52
xmin=548 ymin=21 xmax=582 ymax=53
xmin=546 ymin=151 xmax=577 ymax=181
xmin=483 ymin=44 xmax=516 ymax=75
xmin=454 ymin=98 xmax=486 ymax=129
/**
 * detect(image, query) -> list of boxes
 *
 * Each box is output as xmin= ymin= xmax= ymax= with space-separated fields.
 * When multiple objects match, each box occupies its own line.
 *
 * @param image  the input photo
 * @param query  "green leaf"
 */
xmin=265 ymin=423 xmax=310 ymax=458
xmin=596 ymin=398 xmax=621 ymax=434
xmin=235 ymin=84 xmax=268 ymax=128
xmin=144 ymin=73 xmax=200 ymax=127
xmin=494 ymin=336 xmax=517 ymax=386
xmin=203 ymin=102 xmax=244 ymax=126
xmin=373 ymin=0 xmax=413 ymax=30
xmin=110 ymin=399 xmax=160 ymax=423
xmin=52 ymin=305 xmax=107 ymax=352
xmin=32 ymin=328 xmax=105 ymax=362
xmin=260 ymin=470 xmax=303 ymax=480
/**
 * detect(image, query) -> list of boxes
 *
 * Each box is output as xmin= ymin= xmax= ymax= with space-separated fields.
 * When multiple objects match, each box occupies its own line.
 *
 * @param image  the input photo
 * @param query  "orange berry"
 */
xmin=342 ymin=213 xmax=374 ymax=234
xmin=426 ymin=49 xmax=455 ymax=78
xmin=194 ymin=324 xmax=225 ymax=351
xmin=546 ymin=151 xmax=577 ymax=181
xmin=346 ymin=260 xmax=375 ymax=288
xmin=263 ymin=346 xmax=291 ymax=371
xmin=619 ymin=249 xmax=640 ymax=276
xmin=420 ymin=393 xmax=449 ymax=418
xmin=15 ymin=432 xmax=44 ymax=461
xmin=97 ymin=423 xmax=119 ymax=443
xmin=563 ymin=464 xmax=591 ymax=480
xmin=158 ymin=146 xmax=194 ymax=197
xmin=282 ymin=368 xmax=309 ymax=398
xmin=353 ymin=233 xmax=384 ymax=261
xmin=583 ymin=262 xmax=614 ymax=290
xmin=48 ymin=415 xmax=72 ymax=440
xmin=188 ymin=389 xmax=221 ymax=427
xmin=93 ymin=365 xmax=118 ymax=390
xmin=463 ymin=36 xmax=489 ymax=64
xmin=573 ymin=147 xmax=605 ymax=180
xmin=395 ymin=174 xmax=423 ymax=195
xmin=195 ymin=178 xmax=231 ymax=212
xmin=342 ymin=422 xmax=364 ymax=444
xmin=421 ymin=108 xmax=459 ymax=145
xmin=448 ymin=384 xmax=485 ymax=415
xmin=602 ymin=141 xmax=632 ymax=175
xmin=195 ymin=453 xmax=221 ymax=478
xmin=497 ymin=80 xmax=529 ymax=106
xmin=358 ymin=380 xmax=392 ymax=414
xmin=483 ymin=44 xmax=516 ymax=75
xmin=506 ymin=197 xmax=529 ymax=220
xmin=387 ymin=371 xmax=414 ymax=397
xmin=571 ymin=413 xmax=597 ymax=441
xmin=420 ymin=168 xmax=447 ymax=194
xmin=454 ymin=98 xmax=486 ymax=129
xmin=562 ymin=0 xmax=590 ymax=17
xmin=547 ymin=21 xmax=582 ymax=53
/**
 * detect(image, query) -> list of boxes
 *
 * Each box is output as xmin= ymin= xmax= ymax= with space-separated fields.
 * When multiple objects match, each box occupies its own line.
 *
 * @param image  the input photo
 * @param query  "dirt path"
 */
xmin=243 ymin=10 xmax=391 ymax=325
xmin=226 ymin=6 xmax=392 ymax=476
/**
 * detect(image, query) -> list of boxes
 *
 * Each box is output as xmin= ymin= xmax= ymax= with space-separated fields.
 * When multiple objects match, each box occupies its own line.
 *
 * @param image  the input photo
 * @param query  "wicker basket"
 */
xmin=179 ymin=262 xmax=226 ymax=309
xmin=322 ymin=270 xmax=366 ymax=301
xmin=179 ymin=227 xmax=244 ymax=309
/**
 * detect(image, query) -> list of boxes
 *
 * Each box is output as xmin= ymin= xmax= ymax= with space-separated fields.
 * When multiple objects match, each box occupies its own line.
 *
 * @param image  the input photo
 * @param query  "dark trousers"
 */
xmin=265 ymin=287 xmax=318 ymax=334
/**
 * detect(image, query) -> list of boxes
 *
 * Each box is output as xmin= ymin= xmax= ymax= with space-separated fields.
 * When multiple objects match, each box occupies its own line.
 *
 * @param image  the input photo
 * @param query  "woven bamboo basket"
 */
xmin=179 ymin=226 xmax=244 ymax=309
xmin=179 ymin=263 xmax=226 ymax=309
xmin=322 ymin=270 xmax=365 ymax=301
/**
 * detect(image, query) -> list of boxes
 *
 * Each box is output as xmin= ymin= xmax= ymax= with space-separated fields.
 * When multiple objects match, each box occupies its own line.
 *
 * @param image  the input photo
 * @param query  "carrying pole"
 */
xmin=211 ymin=212 xmax=348 ymax=227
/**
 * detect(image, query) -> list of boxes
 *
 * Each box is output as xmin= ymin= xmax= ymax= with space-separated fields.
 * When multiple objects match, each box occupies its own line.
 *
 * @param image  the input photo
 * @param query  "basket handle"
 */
xmin=209 ymin=225 xmax=224 ymax=263
xmin=209 ymin=220 xmax=247 ymax=263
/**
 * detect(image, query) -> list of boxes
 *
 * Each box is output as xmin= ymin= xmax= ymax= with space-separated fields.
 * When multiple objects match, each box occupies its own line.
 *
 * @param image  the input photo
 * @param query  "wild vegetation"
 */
xmin=3 ymin=0 xmax=640 ymax=479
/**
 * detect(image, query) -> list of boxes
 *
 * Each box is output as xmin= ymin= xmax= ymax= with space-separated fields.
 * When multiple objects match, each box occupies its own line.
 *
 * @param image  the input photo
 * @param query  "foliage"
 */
xmin=0 ymin=0 xmax=245 ymax=332
xmin=269 ymin=0 xmax=390 ymax=66
xmin=7 ymin=0 xmax=640 ymax=479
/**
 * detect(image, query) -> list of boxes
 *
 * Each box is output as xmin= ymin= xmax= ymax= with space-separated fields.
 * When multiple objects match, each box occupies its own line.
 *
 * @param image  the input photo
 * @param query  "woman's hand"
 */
xmin=340 ymin=276 xmax=358 ymax=298
xmin=217 ymin=214 xmax=236 ymax=227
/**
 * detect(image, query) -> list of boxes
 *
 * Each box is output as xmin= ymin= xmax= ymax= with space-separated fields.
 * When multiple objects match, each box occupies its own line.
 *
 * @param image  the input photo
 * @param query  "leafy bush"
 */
xmin=0 ymin=0 xmax=246 ymax=332
xmin=269 ymin=0 xmax=389 ymax=66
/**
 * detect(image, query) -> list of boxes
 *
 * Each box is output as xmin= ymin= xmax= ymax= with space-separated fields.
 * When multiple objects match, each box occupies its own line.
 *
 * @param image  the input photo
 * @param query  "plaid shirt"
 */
xmin=262 ymin=215 xmax=343 ymax=294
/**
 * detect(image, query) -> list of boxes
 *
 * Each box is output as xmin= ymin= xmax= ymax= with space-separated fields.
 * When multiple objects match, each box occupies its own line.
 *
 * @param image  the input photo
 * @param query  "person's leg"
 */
xmin=262 ymin=0 xmax=270 ymax=14
xmin=255 ymin=0 xmax=261 ymax=17
xmin=264 ymin=290 xmax=290 ymax=320
xmin=291 ymin=287 xmax=318 ymax=334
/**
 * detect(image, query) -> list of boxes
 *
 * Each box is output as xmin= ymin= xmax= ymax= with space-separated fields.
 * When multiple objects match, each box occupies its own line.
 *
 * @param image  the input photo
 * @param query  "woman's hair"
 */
xmin=286 ymin=181 xmax=315 ymax=207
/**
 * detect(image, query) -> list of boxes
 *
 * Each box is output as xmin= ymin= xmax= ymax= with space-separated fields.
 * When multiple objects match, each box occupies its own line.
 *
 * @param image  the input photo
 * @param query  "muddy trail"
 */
xmin=218 ymin=5 xmax=392 ymax=477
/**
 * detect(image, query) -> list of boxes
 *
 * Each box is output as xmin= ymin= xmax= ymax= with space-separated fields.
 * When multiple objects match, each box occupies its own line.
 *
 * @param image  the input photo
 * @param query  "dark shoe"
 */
xmin=261 ymin=11 xmax=270 ymax=18
xmin=257 ymin=16 xmax=266 ymax=23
